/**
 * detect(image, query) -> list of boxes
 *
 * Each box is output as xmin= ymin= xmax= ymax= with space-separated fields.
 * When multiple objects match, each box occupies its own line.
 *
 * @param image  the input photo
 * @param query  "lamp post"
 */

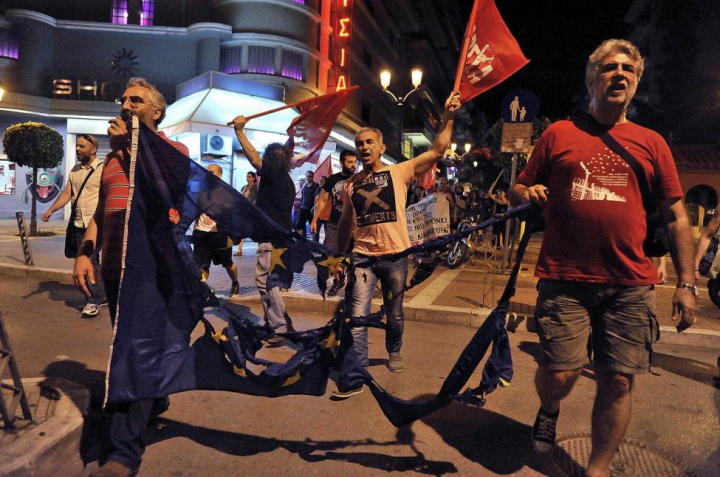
xmin=380 ymin=68 xmax=422 ymax=160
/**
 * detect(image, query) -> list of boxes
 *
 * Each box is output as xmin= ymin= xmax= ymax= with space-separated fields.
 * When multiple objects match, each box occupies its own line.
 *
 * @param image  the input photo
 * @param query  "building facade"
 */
xmin=0 ymin=0 xmax=473 ymax=219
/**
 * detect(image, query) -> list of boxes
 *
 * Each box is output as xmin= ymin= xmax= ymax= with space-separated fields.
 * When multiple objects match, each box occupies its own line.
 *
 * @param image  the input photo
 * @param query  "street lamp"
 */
xmin=380 ymin=68 xmax=423 ymax=159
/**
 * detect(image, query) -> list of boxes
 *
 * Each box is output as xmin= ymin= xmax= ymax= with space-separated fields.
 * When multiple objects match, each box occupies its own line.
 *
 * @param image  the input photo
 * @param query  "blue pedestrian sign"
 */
xmin=501 ymin=89 xmax=539 ymax=123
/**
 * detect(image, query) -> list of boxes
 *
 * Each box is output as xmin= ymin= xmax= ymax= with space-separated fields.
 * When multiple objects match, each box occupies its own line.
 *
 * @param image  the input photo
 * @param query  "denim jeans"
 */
xmin=338 ymin=255 xmax=408 ymax=391
xmin=255 ymin=242 xmax=293 ymax=333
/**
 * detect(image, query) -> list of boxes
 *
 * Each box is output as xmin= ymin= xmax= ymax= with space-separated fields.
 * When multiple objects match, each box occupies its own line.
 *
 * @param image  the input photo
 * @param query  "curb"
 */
xmin=1 ymin=377 xmax=89 ymax=477
xmin=229 ymin=292 xmax=720 ymax=349
xmin=4 ymin=263 xmax=719 ymax=350
xmin=0 ymin=263 xmax=73 ymax=282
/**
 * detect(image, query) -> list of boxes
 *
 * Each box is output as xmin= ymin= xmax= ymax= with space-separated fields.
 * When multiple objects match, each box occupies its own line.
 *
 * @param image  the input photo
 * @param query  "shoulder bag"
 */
xmin=64 ymin=166 xmax=98 ymax=258
xmin=591 ymin=118 xmax=670 ymax=257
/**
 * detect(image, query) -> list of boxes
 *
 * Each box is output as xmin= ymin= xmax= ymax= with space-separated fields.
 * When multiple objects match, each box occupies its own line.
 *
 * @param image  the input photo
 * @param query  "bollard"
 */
xmin=15 ymin=211 xmax=34 ymax=266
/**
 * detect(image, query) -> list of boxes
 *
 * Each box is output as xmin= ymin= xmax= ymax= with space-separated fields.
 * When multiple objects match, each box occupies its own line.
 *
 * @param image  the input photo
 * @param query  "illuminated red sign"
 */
xmin=332 ymin=0 xmax=353 ymax=92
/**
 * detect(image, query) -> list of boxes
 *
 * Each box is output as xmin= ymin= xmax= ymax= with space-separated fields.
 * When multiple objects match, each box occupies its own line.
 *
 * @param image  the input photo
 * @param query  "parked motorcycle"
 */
xmin=446 ymin=214 xmax=489 ymax=269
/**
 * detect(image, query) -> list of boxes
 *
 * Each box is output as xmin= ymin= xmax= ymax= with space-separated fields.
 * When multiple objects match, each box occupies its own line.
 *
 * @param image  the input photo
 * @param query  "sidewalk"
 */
xmin=1 ymin=219 xmax=718 ymax=343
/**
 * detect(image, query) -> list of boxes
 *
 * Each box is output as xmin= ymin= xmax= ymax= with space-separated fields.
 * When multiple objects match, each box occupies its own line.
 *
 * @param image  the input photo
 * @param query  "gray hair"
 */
xmin=585 ymin=39 xmax=644 ymax=96
xmin=355 ymin=127 xmax=384 ymax=144
xmin=126 ymin=77 xmax=167 ymax=126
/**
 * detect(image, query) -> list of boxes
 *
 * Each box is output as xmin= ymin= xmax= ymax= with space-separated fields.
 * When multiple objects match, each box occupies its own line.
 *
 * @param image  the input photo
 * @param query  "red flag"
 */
xmin=454 ymin=0 xmax=529 ymax=103
xmin=313 ymin=155 xmax=333 ymax=183
xmin=285 ymin=86 xmax=358 ymax=167
xmin=419 ymin=164 xmax=438 ymax=190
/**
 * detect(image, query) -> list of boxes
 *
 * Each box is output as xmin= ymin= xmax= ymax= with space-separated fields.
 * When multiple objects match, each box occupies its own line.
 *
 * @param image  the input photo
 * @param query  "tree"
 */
xmin=2 ymin=122 xmax=64 ymax=235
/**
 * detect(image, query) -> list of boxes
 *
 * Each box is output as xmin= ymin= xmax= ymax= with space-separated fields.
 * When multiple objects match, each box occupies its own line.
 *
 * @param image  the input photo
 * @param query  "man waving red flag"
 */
xmin=455 ymin=0 xmax=529 ymax=103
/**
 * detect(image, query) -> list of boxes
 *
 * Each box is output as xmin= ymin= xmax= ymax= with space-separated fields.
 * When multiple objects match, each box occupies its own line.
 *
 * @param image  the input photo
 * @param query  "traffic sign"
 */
xmin=501 ymin=89 xmax=539 ymax=123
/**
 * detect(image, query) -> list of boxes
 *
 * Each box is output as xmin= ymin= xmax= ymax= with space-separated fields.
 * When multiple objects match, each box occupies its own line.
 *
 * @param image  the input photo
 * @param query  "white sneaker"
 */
xmin=81 ymin=302 xmax=107 ymax=319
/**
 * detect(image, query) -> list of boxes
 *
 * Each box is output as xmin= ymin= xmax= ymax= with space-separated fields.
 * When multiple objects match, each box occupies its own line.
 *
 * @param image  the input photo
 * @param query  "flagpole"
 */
xmin=453 ymin=0 xmax=481 ymax=92
xmin=244 ymin=85 xmax=360 ymax=121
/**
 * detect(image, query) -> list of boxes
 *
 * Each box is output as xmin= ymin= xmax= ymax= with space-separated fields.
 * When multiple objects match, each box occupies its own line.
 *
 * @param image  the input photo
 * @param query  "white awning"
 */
xmin=159 ymin=87 xmax=299 ymax=137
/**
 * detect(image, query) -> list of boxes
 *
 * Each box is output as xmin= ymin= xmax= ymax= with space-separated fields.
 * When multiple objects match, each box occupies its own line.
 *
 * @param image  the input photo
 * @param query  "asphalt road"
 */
xmin=1 ymin=270 xmax=719 ymax=476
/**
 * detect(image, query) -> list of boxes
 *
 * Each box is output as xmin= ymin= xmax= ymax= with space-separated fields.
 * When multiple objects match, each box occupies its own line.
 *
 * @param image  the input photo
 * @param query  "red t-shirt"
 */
xmin=97 ymin=132 xmax=188 ymax=280
xmin=517 ymin=119 xmax=683 ymax=285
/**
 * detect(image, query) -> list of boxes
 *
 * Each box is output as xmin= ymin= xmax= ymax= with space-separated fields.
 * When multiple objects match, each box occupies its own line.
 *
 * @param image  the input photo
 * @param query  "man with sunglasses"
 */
xmin=43 ymin=133 xmax=106 ymax=318
xmin=73 ymin=78 xmax=189 ymax=477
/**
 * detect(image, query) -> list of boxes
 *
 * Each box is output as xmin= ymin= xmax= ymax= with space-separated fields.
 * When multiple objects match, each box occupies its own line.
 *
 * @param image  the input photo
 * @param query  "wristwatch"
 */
xmin=676 ymin=282 xmax=698 ymax=297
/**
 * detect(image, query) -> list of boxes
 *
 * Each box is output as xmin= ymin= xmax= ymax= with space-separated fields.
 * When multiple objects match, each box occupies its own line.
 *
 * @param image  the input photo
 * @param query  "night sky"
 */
xmin=457 ymin=0 xmax=633 ymax=123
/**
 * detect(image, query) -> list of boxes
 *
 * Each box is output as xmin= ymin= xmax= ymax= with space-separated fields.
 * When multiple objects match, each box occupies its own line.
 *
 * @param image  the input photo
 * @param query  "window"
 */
xmin=140 ymin=0 xmax=155 ymax=26
xmin=0 ymin=29 xmax=18 ymax=60
xmin=220 ymin=46 xmax=243 ymax=74
xmin=247 ymin=46 xmax=275 ymax=75
xmin=111 ymin=0 xmax=129 ymax=25
xmin=281 ymin=50 xmax=304 ymax=81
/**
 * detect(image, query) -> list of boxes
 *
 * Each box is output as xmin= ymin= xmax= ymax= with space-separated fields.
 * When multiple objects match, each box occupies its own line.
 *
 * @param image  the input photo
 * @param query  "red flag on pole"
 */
xmin=285 ymin=86 xmax=358 ymax=167
xmin=454 ymin=0 xmax=529 ymax=103
xmin=313 ymin=155 xmax=333 ymax=183
xmin=419 ymin=164 xmax=438 ymax=190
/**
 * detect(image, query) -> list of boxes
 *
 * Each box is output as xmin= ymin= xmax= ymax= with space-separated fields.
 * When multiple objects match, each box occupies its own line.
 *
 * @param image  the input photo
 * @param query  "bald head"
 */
xmin=207 ymin=164 xmax=222 ymax=178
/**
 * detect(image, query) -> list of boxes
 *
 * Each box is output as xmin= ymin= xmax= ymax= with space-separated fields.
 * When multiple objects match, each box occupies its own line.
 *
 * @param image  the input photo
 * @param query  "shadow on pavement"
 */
xmin=22 ymin=279 xmax=85 ymax=310
xmin=41 ymin=360 xmax=113 ymax=465
xmin=420 ymin=399 xmax=552 ymax=474
xmin=147 ymin=418 xmax=457 ymax=475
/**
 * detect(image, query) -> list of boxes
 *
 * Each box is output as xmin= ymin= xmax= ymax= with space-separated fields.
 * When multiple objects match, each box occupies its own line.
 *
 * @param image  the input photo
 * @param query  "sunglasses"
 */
xmin=118 ymin=95 xmax=145 ymax=105
xmin=77 ymin=134 xmax=98 ymax=148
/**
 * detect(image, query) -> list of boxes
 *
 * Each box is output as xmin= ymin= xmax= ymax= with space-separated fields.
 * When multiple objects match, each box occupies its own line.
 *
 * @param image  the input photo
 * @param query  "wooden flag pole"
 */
xmin=453 ymin=0 xmax=480 ymax=93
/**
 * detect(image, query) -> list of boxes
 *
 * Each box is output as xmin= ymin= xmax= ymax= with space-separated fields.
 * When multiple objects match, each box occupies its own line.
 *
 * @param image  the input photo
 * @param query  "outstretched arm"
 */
xmin=42 ymin=184 xmax=72 ymax=221
xmin=412 ymin=92 xmax=461 ymax=177
xmin=228 ymin=116 xmax=263 ymax=171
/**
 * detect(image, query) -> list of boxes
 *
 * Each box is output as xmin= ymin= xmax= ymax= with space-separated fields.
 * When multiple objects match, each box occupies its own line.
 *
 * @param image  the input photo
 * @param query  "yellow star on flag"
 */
xmin=317 ymin=255 xmax=347 ymax=268
xmin=282 ymin=372 xmax=301 ymax=387
xmin=269 ymin=246 xmax=288 ymax=270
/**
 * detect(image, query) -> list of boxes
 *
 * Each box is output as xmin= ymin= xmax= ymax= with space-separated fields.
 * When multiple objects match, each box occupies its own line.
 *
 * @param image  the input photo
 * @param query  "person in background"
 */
xmin=192 ymin=164 xmax=240 ymax=297
xmin=453 ymin=184 xmax=467 ymax=230
xmin=236 ymin=171 xmax=258 ymax=256
xmin=43 ymin=133 xmax=106 ymax=318
xmin=312 ymin=175 xmax=328 ymax=242
xmin=295 ymin=170 xmax=320 ymax=238
xmin=490 ymin=188 xmax=509 ymax=248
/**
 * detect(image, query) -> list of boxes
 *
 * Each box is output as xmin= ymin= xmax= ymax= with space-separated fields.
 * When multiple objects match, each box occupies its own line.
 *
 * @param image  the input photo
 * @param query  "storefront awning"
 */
xmin=160 ymin=87 xmax=298 ymax=138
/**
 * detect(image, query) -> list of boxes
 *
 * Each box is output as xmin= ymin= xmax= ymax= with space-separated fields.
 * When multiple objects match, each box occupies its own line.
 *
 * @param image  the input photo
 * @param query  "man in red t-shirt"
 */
xmin=509 ymin=40 xmax=696 ymax=476
xmin=73 ymin=78 xmax=188 ymax=477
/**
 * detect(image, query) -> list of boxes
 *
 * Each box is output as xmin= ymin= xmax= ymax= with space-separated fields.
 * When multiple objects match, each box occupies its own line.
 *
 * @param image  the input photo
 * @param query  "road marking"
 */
xmin=407 ymin=268 xmax=461 ymax=307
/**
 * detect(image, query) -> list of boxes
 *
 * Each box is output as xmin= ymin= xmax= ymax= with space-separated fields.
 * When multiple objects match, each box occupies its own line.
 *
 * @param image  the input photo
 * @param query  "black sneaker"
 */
xmin=331 ymin=387 xmax=364 ymax=400
xmin=532 ymin=407 xmax=559 ymax=453
xmin=229 ymin=282 xmax=240 ymax=297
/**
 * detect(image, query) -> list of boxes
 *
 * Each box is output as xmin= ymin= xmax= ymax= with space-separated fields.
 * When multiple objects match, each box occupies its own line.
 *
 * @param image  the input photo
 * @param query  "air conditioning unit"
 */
xmin=202 ymin=134 xmax=232 ymax=156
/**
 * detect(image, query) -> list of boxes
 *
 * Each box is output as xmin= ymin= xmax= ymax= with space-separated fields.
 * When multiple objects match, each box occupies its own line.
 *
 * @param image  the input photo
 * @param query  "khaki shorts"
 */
xmin=534 ymin=279 xmax=660 ymax=375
